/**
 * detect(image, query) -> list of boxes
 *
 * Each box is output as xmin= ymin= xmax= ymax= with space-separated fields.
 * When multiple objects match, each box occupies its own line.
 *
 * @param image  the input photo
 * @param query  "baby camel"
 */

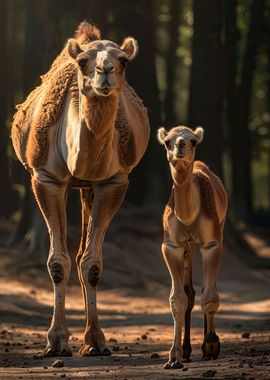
xmin=158 ymin=126 xmax=227 ymax=369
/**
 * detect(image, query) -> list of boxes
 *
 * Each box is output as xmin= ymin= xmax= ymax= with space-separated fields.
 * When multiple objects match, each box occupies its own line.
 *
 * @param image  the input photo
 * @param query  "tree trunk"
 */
xmin=11 ymin=0 xmax=59 ymax=258
xmin=0 ymin=0 xmax=12 ymax=217
xmin=232 ymin=0 xmax=266 ymax=222
xmin=188 ymin=0 xmax=224 ymax=178
xmin=224 ymin=0 xmax=238 ymax=220
xmin=111 ymin=0 xmax=169 ymax=208
xmin=164 ymin=0 xmax=182 ymax=125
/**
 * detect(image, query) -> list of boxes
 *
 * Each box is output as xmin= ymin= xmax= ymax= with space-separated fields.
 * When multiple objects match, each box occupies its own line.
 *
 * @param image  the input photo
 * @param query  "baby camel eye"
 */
xmin=191 ymin=139 xmax=197 ymax=147
xmin=164 ymin=140 xmax=170 ymax=148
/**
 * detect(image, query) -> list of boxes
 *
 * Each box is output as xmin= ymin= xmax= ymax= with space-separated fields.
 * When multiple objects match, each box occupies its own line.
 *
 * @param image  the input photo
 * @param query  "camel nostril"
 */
xmin=96 ymin=65 xmax=115 ymax=75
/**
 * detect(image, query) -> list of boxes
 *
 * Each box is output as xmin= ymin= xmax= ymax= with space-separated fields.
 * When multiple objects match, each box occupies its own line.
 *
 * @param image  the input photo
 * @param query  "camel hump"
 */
xmin=74 ymin=21 xmax=101 ymax=43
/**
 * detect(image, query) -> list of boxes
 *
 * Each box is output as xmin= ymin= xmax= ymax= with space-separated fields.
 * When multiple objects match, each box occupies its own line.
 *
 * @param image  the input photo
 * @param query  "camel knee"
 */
xmin=48 ymin=255 xmax=71 ymax=284
xmin=169 ymin=290 xmax=188 ymax=320
xmin=201 ymin=291 xmax=220 ymax=314
xmin=81 ymin=257 xmax=103 ymax=288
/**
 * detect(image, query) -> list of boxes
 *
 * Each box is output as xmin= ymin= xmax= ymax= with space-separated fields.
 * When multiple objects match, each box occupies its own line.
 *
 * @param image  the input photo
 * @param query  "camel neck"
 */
xmin=172 ymin=163 xmax=199 ymax=225
xmin=81 ymin=94 xmax=119 ymax=138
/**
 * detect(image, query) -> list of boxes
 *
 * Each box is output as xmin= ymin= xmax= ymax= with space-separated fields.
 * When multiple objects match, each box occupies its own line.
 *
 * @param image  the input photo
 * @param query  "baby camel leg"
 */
xmin=32 ymin=176 xmax=71 ymax=357
xmin=162 ymin=243 xmax=187 ymax=369
xmin=79 ymin=174 xmax=128 ymax=356
xmin=182 ymin=245 xmax=195 ymax=362
xmin=200 ymin=243 xmax=221 ymax=360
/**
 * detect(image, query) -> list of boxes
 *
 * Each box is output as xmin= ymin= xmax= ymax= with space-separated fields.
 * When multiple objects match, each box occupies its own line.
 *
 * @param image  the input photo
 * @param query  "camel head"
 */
xmin=67 ymin=36 xmax=138 ymax=98
xmin=157 ymin=125 xmax=204 ymax=167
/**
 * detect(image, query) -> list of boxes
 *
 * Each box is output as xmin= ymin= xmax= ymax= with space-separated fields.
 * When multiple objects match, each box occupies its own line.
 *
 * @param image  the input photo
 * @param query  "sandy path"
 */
xmin=0 ymin=216 xmax=270 ymax=379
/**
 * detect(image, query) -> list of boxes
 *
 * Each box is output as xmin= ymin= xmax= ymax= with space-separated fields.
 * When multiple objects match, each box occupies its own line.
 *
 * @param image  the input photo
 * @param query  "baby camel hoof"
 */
xmin=182 ymin=348 xmax=192 ymax=363
xmin=201 ymin=332 xmax=220 ymax=360
xmin=89 ymin=347 xmax=111 ymax=356
xmin=80 ymin=345 xmax=111 ymax=357
xmin=164 ymin=360 xmax=184 ymax=369
xmin=43 ymin=346 xmax=72 ymax=357
xmin=182 ymin=356 xmax=191 ymax=363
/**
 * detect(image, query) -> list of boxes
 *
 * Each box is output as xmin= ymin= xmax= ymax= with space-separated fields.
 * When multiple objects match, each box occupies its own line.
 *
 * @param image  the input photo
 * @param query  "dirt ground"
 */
xmin=0 ymin=211 xmax=270 ymax=380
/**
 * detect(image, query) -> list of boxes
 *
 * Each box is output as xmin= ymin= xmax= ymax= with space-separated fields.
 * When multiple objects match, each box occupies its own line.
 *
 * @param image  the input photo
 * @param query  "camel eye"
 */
xmin=191 ymin=139 xmax=197 ymax=147
xmin=77 ymin=58 xmax=88 ymax=69
xmin=119 ymin=56 xmax=128 ymax=69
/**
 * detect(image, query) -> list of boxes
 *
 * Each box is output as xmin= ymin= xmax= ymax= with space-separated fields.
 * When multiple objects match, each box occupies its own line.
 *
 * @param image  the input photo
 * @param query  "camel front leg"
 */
xmin=182 ymin=244 xmax=195 ymax=362
xmin=200 ymin=243 xmax=221 ymax=360
xmin=162 ymin=243 xmax=187 ymax=369
xmin=32 ymin=176 xmax=71 ymax=357
xmin=79 ymin=174 xmax=128 ymax=356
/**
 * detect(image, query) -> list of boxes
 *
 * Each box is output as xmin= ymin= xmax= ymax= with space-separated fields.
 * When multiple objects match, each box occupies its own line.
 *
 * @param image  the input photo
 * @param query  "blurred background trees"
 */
xmin=0 ymin=0 xmax=270 ymax=255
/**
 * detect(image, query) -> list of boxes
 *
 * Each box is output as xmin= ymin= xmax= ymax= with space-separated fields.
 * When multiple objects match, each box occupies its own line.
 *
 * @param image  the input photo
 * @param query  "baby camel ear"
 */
xmin=120 ymin=37 xmax=138 ymax=61
xmin=157 ymin=127 xmax=168 ymax=145
xmin=67 ymin=38 xmax=83 ymax=59
xmin=194 ymin=126 xmax=204 ymax=144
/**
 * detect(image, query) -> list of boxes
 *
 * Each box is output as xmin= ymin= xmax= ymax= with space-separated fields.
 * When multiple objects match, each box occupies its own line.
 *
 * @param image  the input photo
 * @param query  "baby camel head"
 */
xmin=157 ymin=125 xmax=204 ymax=167
xmin=67 ymin=33 xmax=138 ymax=98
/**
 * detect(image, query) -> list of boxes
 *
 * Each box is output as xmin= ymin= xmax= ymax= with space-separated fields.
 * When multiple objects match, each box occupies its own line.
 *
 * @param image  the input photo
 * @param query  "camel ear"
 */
xmin=194 ymin=126 xmax=204 ymax=143
xmin=67 ymin=38 xmax=83 ymax=59
xmin=157 ymin=127 xmax=168 ymax=145
xmin=120 ymin=37 xmax=138 ymax=61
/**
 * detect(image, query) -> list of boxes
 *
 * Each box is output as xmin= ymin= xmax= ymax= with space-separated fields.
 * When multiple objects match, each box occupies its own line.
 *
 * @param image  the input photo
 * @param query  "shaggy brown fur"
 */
xmin=74 ymin=21 xmax=101 ymax=43
xmin=115 ymin=83 xmax=148 ymax=168
xmin=82 ymin=95 xmax=119 ymax=138
xmin=12 ymin=22 xmax=141 ymax=171
xmin=192 ymin=161 xmax=223 ymax=220
xmin=26 ymin=61 xmax=76 ymax=168
xmin=12 ymin=22 xmax=101 ymax=169
xmin=163 ymin=161 xmax=225 ymax=226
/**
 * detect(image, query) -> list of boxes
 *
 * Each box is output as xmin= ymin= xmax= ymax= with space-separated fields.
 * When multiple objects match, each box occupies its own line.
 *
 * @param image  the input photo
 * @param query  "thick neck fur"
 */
xmin=170 ymin=161 xmax=199 ymax=225
xmin=66 ymin=91 xmax=121 ymax=180
xmin=82 ymin=94 xmax=119 ymax=138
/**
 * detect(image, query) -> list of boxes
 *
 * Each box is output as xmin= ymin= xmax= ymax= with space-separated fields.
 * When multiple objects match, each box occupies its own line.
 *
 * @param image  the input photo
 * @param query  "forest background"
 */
xmin=0 ymin=0 xmax=269 ymax=259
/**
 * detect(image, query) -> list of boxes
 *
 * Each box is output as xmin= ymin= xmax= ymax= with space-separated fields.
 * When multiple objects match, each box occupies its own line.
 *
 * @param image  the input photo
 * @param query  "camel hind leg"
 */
xmin=182 ymin=244 xmax=195 ymax=362
xmin=200 ymin=243 xmax=221 ymax=360
xmin=76 ymin=188 xmax=94 ymax=322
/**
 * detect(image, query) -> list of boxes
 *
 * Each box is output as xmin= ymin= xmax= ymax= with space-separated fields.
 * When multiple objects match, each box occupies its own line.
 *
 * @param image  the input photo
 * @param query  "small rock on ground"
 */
xmin=52 ymin=359 xmax=64 ymax=368
xmin=150 ymin=352 xmax=160 ymax=358
xmin=202 ymin=370 xmax=217 ymax=378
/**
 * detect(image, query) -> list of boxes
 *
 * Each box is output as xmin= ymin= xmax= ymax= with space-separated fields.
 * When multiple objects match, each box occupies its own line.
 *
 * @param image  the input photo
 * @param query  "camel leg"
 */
xmin=31 ymin=176 xmax=72 ymax=357
xmin=200 ymin=243 xmax=221 ymax=360
xmin=76 ymin=188 xmax=93 ymax=312
xmin=162 ymin=243 xmax=187 ymax=369
xmin=182 ymin=245 xmax=195 ymax=362
xmin=79 ymin=174 xmax=128 ymax=356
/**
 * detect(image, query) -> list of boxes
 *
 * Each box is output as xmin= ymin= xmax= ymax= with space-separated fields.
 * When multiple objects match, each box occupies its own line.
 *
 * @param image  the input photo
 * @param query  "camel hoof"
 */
xmin=171 ymin=360 xmax=184 ymax=369
xmin=164 ymin=361 xmax=172 ymax=369
xmin=164 ymin=360 xmax=184 ymax=369
xmin=43 ymin=346 xmax=72 ymax=357
xmin=88 ymin=347 xmax=111 ymax=356
xmin=201 ymin=332 xmax=220 ymax=360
